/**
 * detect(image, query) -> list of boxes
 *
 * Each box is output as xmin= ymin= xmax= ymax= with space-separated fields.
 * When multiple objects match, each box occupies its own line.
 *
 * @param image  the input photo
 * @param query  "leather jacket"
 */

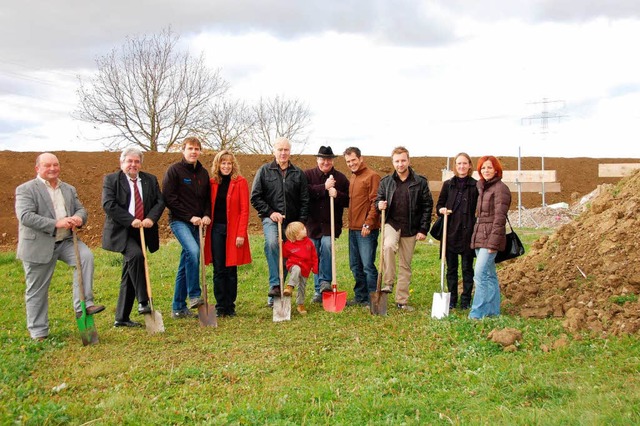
xmin=376 ymin=167 xmax=433 ymax=236
xmin=250 ymin=160 xmax=309 ymax=225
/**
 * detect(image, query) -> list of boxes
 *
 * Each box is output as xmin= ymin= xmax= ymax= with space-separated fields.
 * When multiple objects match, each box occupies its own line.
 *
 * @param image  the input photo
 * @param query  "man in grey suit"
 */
xmin=15 ymin=152 xmax=105 ymax=341
xmin=102 ymin=148 xmax=165 ymax=327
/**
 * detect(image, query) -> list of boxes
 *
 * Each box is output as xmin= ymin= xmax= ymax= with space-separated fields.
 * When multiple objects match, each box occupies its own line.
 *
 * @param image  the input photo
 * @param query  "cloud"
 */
xmin=534 ymin=0 xmax=640 ymax=22
xmin=0 ymin=0 xmax=460 ymax=69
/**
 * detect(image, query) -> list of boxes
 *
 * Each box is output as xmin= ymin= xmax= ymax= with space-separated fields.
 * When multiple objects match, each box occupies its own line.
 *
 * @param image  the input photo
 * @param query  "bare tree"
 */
xmin=245 ymin=95 xmax=311 ymax=154
xmin=201 ymin=98 xmax=255 ymax=153
xmin=75 ymin=28 xmax=228 ymax=152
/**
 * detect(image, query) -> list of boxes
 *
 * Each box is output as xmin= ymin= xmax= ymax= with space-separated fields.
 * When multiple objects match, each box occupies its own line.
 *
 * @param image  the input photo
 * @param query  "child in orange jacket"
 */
xmin=283 ymin=221 xmax=318 ymax=314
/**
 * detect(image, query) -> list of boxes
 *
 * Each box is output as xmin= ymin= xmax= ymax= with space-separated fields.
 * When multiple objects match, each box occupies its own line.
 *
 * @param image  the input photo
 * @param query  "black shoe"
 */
xmin=138 ymin=302 xmax=151 ymax=315
xmin=172 ymin=309 xmax=195 ymax=319
xmin=188 ymin=297 xmax=204 ymax=309
xmin=268 ymin=286 xmax=281 ymax=297
xmin=114 ymin=320 xmax=143 ymax=327
xmin=460 ymin=303 xmax=470 ymax=310
xmin=319 ymin=281 xmax=332 ymax=293
xmin=346 ymin=299 xmax=369 ymax=307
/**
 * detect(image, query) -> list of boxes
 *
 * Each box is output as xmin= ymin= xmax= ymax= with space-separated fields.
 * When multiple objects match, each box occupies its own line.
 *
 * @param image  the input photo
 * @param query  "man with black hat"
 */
xmin=304 ymin=146 xmax=350 ymax=303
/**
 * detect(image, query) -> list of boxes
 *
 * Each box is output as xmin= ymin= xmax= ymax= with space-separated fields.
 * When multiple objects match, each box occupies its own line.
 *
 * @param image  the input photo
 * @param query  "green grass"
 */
xmin=1 ymin=231 xmax=639 ymax=425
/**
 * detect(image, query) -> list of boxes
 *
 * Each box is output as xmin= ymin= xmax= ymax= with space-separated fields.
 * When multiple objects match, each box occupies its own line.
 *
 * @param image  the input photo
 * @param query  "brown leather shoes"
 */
xmin=76 ymin=304 xmax=106 ymax=318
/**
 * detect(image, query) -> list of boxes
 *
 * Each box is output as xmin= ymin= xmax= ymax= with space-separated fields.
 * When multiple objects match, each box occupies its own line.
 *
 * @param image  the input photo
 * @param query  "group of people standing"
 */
xmin=15 ymin=137 xmax=511 ymax=341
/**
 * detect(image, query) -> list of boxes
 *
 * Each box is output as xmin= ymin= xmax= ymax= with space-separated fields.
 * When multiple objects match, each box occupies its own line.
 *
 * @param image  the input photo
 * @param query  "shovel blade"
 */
xmin=369 ymin=291 xmax=388 ymax=316
xmin=76 ymin=302 xmax=99 ymax=346
xmin=198 ymin=304 xmax=218 ymax=327
xmin=273 ymin=297 xmax=291 ymax=322
xmin=323 ymin=290 xmax=347 ymax=313
xmin=431 ymin=292 xmax=451 ymax=319
xmin=144 ymin=310 xmax=165 ymax=334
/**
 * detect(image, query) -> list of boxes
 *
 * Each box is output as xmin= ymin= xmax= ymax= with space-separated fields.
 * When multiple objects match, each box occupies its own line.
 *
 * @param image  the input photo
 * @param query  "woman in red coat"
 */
xmin=204 ymin=150 xmax=252 ymax=317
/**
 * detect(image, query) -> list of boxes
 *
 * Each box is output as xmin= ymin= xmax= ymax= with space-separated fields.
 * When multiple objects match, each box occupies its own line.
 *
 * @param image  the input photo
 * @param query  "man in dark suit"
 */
xmin=15 ymin=152 xmax=105 ymax=340
xmin=102 ymin=148 xmax=165 ymax=327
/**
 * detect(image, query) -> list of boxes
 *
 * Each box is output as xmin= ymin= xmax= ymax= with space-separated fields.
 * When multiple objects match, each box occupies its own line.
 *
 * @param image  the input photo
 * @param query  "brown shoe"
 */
xmin=283 ymin=285 xmax=294 ymax=297
xmin=297 ymin=304 xmax=307 ymax=315
xmin=86 ymin=305 xmax=105 ymax=315
xmin=76 ymin=305 xmax=106 ymax=318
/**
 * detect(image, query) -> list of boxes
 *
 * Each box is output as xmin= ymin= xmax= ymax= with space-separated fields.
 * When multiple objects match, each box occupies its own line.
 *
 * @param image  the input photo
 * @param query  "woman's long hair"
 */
xmin=211 ymin=150 xmax=241 ymax=183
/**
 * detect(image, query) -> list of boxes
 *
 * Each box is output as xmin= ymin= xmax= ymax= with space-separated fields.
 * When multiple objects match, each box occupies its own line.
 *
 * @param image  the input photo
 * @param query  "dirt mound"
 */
xmin=500 ymin=171 xmax=640 ymax=336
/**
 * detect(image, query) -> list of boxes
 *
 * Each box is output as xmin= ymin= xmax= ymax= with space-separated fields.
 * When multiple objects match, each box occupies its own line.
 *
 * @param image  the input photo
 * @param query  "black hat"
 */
xmin=316 ymin=146 xmax=337 ymax=158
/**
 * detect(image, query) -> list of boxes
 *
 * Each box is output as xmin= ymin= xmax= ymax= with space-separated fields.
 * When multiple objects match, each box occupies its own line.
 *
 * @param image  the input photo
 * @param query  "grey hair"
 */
xmin=120 ymin=147 xmax=144 ymax=163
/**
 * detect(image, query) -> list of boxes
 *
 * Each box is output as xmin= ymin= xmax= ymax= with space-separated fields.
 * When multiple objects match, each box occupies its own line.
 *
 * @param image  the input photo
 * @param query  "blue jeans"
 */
xmin=262 ymin=218 xmax=282 ymax=290
xmin=349 ymin=229 xmax=379 ymax=302
xmin=469 ymin=248 xmax=500 ymax=319
xmin=170 ymin=221 xmax=202 ymax=311
xmin=311 ymin=235 xmax=332 ymax=293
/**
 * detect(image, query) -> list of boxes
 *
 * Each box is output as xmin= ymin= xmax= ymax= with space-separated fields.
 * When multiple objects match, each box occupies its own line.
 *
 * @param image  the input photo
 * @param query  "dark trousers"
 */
xmin=115 ymin=230 xmax=148 ymax=322
xmin=445 ymin=249 xmax=474 ymax=307
xmin=211 ymin=223 xmax=238 ymax=314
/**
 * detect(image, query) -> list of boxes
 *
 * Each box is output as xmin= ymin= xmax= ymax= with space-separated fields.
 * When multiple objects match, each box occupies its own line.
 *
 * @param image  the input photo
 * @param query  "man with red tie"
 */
xmin=102 ymin=148 xmax=165 ymax=327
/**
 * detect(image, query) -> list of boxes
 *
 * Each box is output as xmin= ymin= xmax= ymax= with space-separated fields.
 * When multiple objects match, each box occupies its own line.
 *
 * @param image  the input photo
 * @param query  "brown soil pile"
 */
xmin=500 ymin=171 xmax=640 ymax=337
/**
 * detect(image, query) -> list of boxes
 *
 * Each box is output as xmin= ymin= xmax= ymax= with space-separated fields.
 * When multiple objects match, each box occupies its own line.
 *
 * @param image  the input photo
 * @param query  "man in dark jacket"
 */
xmin=162 ymin=137 xmax=211 ymax=318
xmin=102 ymin=148 xmax=165 ymax=327
xmin=376 ymin=146 xmax=433 ymax=311
xmin=304 ymin=146 xmax=349 ymax=303
xmin=251 ymin=137 xmax=309 ymax=305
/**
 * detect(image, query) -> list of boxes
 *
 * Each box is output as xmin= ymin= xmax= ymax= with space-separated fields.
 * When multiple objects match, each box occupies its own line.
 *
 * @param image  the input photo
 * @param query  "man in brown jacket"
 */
xmin=343 ymin=147 xmax=381 ymax=306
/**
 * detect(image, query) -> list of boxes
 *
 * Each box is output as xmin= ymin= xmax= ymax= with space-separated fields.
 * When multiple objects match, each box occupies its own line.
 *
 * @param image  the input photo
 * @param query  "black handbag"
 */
xmin=495 ymin=217 xmax=525 ymax=263
xmin=429 ymin=216 xmax=443 ymax=241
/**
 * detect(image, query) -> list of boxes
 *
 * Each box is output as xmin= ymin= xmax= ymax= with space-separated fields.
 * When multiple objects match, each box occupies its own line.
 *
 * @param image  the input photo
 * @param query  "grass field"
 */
xmin=1 ymin=230 xmax=639 ymax=425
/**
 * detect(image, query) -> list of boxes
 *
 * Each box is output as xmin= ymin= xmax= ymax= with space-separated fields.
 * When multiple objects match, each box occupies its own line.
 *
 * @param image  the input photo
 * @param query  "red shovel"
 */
xmin=323 ymin=195 xmax=347 ymax=312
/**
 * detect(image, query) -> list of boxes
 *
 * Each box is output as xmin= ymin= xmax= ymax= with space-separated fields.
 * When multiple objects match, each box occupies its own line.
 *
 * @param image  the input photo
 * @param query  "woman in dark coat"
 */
xmin=435 ymin=152 xmax=478 ymax=310
xmin=469 ymin=155 xmax=511 ymax=319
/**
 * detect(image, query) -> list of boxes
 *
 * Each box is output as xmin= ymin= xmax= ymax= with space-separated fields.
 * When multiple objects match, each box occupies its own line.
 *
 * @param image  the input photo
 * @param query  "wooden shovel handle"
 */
xmin=139 ymin=227 xmax=153 ymax=302
xmin=379 ymin=210 xmax=385 ymax=278
xmin=278 ymin=219 xmax=284 ymax=296
xmin=330 ymin=195 xmax=337 ymax=290
xmin=72 ymin=229 xmax=86 ymax=302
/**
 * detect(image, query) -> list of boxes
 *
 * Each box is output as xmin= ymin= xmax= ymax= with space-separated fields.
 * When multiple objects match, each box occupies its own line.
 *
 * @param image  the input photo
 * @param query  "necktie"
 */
xmin=131 ymin=178 xmax=144 ymax=220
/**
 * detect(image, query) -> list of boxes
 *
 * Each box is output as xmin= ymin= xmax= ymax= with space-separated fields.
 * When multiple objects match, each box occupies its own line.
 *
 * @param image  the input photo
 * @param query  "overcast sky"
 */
xmin=1 ymin=1 xmax=640 ymax=158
